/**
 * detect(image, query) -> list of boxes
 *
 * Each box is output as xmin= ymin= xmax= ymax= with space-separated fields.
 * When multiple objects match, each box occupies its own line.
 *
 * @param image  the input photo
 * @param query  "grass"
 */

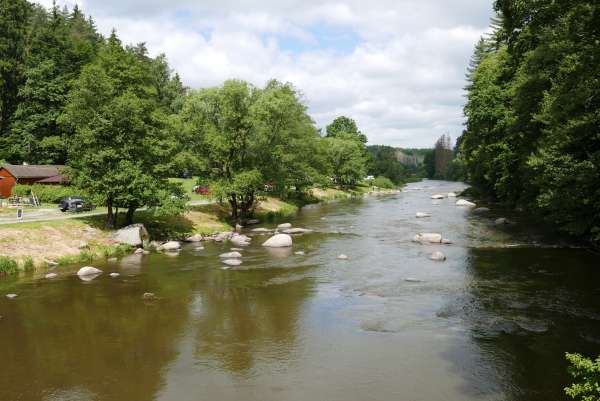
xmin=0 ymin=256 xmax=19 ymax=276
xmin=169 ymin=177 xmax=215 ymax=202
xmin=255 ymin=196 xmax=299 ymax=220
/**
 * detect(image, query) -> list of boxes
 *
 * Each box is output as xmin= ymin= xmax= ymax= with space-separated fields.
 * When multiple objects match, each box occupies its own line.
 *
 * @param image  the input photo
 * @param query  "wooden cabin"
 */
xmin=0 ymin=164 xmax=67 ymax=198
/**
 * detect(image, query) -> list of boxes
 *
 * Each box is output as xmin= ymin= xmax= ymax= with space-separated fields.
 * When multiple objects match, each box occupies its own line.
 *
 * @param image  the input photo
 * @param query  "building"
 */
xmin=0 ymin=164 xmax=67 ymax=198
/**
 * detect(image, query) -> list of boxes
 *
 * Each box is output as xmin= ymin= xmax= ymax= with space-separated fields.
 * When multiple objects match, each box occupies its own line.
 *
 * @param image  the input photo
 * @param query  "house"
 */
xmin=0 ymin=164 xmax=67 ymax=198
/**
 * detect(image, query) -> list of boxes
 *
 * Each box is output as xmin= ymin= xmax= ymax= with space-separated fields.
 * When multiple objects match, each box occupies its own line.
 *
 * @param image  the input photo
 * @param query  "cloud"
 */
xmin=36 ymin=0 xmax=493 ymax=147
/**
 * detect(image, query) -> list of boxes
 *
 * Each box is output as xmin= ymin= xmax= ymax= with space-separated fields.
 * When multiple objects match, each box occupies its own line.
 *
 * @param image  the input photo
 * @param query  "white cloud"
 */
xmin=35 ymin=0 xmax=493 ymax=147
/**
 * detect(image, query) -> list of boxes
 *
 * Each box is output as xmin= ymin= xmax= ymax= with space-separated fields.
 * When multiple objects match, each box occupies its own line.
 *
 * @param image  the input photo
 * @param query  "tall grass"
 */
xmin=0 ymin=256 xmax=19 ymax=275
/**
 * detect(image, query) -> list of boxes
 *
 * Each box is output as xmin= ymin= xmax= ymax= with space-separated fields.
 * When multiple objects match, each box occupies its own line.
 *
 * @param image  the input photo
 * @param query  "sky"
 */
xmin=38 ymin=0 xmax=493 ymax=147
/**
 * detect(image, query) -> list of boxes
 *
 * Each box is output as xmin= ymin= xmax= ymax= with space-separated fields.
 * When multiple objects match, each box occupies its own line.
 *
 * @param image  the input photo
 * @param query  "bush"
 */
xmin=565 ymin=353 xmax=600 ymax=401
xmin=12 ymin=184 xmax=87 ymax=204
xmin=371 ymin=176 xmax=395 ymax=189
xmin=0 ymin=256 xmax=19 ymax=275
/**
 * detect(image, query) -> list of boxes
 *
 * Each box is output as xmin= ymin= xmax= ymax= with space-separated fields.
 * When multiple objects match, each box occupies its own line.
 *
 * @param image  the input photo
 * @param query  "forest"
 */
xmin=458 ymin=0 xmax=600 ymax=243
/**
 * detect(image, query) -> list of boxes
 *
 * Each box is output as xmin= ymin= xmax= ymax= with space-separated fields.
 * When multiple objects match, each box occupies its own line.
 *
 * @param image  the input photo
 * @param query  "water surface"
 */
xmin=1 ymin=180 xmax=599 ymax=401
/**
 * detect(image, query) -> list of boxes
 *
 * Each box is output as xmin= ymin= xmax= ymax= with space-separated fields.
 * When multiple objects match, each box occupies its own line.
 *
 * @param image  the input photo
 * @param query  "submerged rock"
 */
xmin=277 ymin=223 xmax=292 ymax=229
xmin=185 ymin=234 xmax=203 ymax=242
xmin=337 ymin=254 xmax=349 ymax=260
xmin=219 ymin=251 xmax=242 ymax=258
xmin=429 ymin=251 xmax=447 ymax=261
xmin=230 ymin=234 xmax=251 ymax=246
xmin=250 ymin=227 xmax=272 ymax=233
xmin=282 ymin=227 xmax=313 ymax=234
xmin=6 ymin=294 xmax=18 ymax=299
xmin=415 ymin=212 xmax=431 ymax=218
xmin=495 ymin=217 xmax=510 ymax=225
xmin=456 ymin=199 xmax=476 ymax=207
xmin=77 ymin=266 xmax=102 ymax=277
xmin=441 ymin=238 xmax=453 ymax=245
xmin=262 ymin=234 xmax=293 ymax=248
xmin=45 ymin=273 xmax=58 ymax=279
xmin=245 ymin=219 xmax=260 ymax=225
xmin=431 ymin=194 xmax=445 ymax=199
xmin=404 ymin=278 xmax=423 ymax=283
xmin=142 ymin=292 xmax=156 ymax=300
xmin=222 ymin=259 xmax=243 ymax=266
xmin=413 ymin=233 xmax=442 ymax=243
xmin=109 ymin=273 xmax=120 ymax=278
xmin=294 ymin=251 xmax=306 ymax=256
xmin=160 ymin=241 xmax=181 ymax=252
xmin=473 ymin=207 xmax=490 ymax=214
xmin=447 ymin=192 xmax=457 ymax=197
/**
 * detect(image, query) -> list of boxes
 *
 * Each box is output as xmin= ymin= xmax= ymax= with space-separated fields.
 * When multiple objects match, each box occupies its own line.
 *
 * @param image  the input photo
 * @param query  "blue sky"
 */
xmin=39 ymin=0 xmax=493 ymax=148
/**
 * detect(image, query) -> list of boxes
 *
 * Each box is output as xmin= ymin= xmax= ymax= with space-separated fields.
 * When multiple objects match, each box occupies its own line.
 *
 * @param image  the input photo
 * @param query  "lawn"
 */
xmin=169 ymin=177 xmax=214 ymax=202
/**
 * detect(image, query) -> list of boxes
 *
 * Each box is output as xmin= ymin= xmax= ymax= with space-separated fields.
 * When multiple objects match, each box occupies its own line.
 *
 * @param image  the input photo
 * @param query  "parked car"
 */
xmin=58 ymin=196 xmax=96 ymax=212
xmin=192 ymin=185 xmax=210 ymax=195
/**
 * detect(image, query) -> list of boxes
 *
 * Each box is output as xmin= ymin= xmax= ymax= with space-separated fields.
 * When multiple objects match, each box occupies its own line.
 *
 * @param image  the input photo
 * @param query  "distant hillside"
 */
xmin=366 ymin=145 xmax=432 ymax=184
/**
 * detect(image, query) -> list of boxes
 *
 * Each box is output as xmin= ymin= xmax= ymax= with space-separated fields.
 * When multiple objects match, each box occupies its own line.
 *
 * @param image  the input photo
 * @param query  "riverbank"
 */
xmin=0 ymin=187 xmax=398 ymax=275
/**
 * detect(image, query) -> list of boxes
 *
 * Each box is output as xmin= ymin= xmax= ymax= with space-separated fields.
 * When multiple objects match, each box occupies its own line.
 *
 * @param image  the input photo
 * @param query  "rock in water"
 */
xmin=142 ymin=292 xmax=156 ymax=300
xmin=429 ymin=251 xmax=447 ymax=261
xmin=245 ymin=219 xmax=260 ymax=225
xmin=282 ymin=228 xmax=313 ymax=234
xmin=337 ymin=254 xmax=349 ymax=260
xmin=441 ymin=238 xmax=453 ymax=245
xmin=415 ymin=212 xmax=431 ymax=218
xmin=109 ymin=273 xmax=120 ymax=278
xmin=447 ymin=192 xmax=457 ymax=197
xmin=45 ymin=273 xmax=57 ymax=279
xmin=134 ymin=248 xmax=144 ymax=255
xmin=473 ymin=207 xmax=490 ymax=214
xmin=262 ymin=234 xmax=293 ymax=248
xmin=495 ymin=217 xmax=509 ymax=225
xmin=77 ymin=266 xmax=103 ymax=277
xmin=250 ymin=228 xmax=272 ymax=233
xmin=230 ymin=234 xmax=251 ymax=246
xmin=413 ymin=233 xmax=442 ymax=243
xmin=112 ymin=223 xmax=150 ymax=247
xmin=185 ymin=234 xmax=203 ymax=242
xmin=6 ymin=294 xmax=18 ymax=299
xmin=456 ymin=199 xmax=476 ymax=207
xmin=222 ymin=259 xmax=243 ymax=266
xmin=431 ymin=194 xmax=445 ymax=199
xmin=277 ymin=223 xmax=292 ymax=229
xmin=160 ymin=241 xmax=181 ymax=251
xmin=219 ymin=251 xmax=242 ymax=259
xmin=294 ymin=251 xmax=306 ymax=256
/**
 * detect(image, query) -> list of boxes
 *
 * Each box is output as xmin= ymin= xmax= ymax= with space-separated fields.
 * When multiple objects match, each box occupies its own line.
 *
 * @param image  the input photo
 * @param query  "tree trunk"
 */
xmin=105 ymin=198 xmax=115 ymax=229
xmin=124 ymin=204 xmax=137 ymax=226
xmin=229 ymin=195 xmax=238 ymax=222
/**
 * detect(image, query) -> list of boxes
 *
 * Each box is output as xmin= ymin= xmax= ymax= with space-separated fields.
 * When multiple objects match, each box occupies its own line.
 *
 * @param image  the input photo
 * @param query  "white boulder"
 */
xmin=429 ymin=251 xmax=447 ymax=261
xmin=456 ymin=199 xmax=476 ymax=207
xmin=413 ymin=233 xmax=443 ymax=243
xmin=112 ymin=224 xmax=149 ymax=247
xmin=250 ymin=228 xmax=272 ymax=233
xmin=109 ymin=273 xmax=120 ymax=278
xmin=45 ymin=273 xmax=58 ymax=279
xmin=222 ymin=259 xmax=243 ymax=266
xmin=160 ymin=241 xmax=181 ymax=252
xmin=415 ymin=212 xmax=431 ymax=218
xmin=495 ymin=217 xmax=509 ymax=225
xmin=77 ymin=266 xmax=103 ymax=277
xmin=337 ymin=254 xmax=349 ymax=260
xmin=6 ymin=294 xmax=18 ymax=299
xmin=230 ymin=234 xmax=251 ymax=246
xmin=214 ymin=232 xmax=234 ymax=242
xmin=431 ymin=194 xmax=445 ymax=199
xmin=447 ymin=192 xmax=457 ymax=197
xmin=262 ymin=234 xmax=293 ymax=248
xmin=277 ymin=223 xmax=292 ymax=229
xmin=219 ymin=251 xmax=242 ymax=258
xmin=185 ymin=234 xmax=203 ymax=242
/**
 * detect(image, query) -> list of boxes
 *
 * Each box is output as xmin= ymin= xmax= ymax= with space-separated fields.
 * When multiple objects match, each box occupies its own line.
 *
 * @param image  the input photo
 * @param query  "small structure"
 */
xmin=0 ymin=164 xmax=67 ymax=198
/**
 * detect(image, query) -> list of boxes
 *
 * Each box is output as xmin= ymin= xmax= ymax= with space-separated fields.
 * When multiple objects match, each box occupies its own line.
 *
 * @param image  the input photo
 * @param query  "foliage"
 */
xmin=371 ymin=176 xmax=395 ymax=189
xmin=324 ymin=136 xmax=367 ymax=188
xmin=325 ymin=116 xmax=368 ymax=144
xmin=459 ymin=1 xmax=600 ymax=241
xmin=12 ymin=183 xmax=85 ymax=203
xmin=367 ymin=145 xmax=408 ymax=184
xmin=0 ymin=256 xmax=19 ymax=275
xmin=565 ymin=353 xmax=600 ymax=401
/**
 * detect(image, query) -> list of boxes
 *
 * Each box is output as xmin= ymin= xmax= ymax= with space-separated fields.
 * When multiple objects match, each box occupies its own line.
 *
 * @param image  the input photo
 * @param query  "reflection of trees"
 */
xmin=192 ymin=270 xmax=314 ymax=373
xmin=0 ymin=272 xmax=194 ymax=401
xmin=453 ymin=247 xmax=600 ymax=401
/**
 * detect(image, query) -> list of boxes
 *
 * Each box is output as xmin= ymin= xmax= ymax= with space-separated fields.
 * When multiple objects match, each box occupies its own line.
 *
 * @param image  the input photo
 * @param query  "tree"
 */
xmin=179 ymin=79 xmax=322 ymax=222
xmin=433 ymin=134 xmax=453 ymax=179
xmin=324 ymin=137 xmax=367 ymax=188
xmin=564 ymin=353 xmax=600 ymax=401
xmin=61 ymin=32 xmax=183 ymax=228
xmin=0 ymin=0 xmax=30 ymax=157
xmin=325 ymin=116 xmax=368 ymax=144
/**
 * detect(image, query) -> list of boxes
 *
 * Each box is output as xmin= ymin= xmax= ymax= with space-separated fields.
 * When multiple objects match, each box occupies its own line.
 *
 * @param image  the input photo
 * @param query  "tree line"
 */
xmin=457 ymin=0 xmax=600 ymax=242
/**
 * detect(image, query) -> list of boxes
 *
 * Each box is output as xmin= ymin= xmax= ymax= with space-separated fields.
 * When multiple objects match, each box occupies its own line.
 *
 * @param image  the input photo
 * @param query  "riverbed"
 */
xmin=1 ymin=180 xmax=599 ymax=401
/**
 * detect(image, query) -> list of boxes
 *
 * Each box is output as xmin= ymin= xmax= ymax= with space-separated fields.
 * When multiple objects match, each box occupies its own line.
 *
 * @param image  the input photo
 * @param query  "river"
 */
xmin=1 ymin=180 xmax=599 ymax=401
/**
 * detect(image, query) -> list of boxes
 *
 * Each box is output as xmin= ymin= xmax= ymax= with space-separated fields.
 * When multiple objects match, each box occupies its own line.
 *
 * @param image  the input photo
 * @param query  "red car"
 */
xmin=193 ymin=185 xmax=210 ymax=195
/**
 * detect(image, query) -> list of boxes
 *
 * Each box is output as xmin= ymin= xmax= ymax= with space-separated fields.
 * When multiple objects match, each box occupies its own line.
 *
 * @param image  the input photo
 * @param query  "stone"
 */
xmin=6 ymin=294 xmax=18 ymax=299
xmin=109 ymin=273 xmax=120 ymax=278
xmin=473 ymin=207 xmax=490 ymax=214
xmin=45 ymin=273 xmax=57 ymax=279
xmin=404 ymin=278 xmax=423 ymax=283
xmin=429 ymin=251 xmax=447 ymax=261
xmin=415 ymin=212 xmax=431 ymax=218
xmin=142 ymin=292 xmax=156 ymax=300
xmin=230 ymin=234 xmax=251 ymax=246
xmin=77 ymin=266 xmax=103 ymax=277
xmin=250 ymin=228 xmax=272 ymax=233
xmin=78 ymin=241 xmax=89 ymax=249
xmin=447 ymin=192 xmax=457 ymax=197
xmin=495 ymin=217 xmax=509 ymax=225
xmin=245 ymin=219 xmax=260 ymax=225
xmin=235 ymin=224 xmax=243 ymax=232
xmin=107 ymin=257 xmax=118 ymax=262
xmin=413 ymin=233 xmax=442 ymax=243
xmin=277 ymin=223 xmax=292 ymax=229
xmin=194 ymin=246 xmax=205 ymax=251
xmin=456 ymin=199 xmax=476 ymax=207
xmin=185 ymin=234 xmax=203 ymax=242
xmin=134 ymin=248 xmax=144 ymax=255
xmin=441 ymin=238 xmax=453 ymax=245
xmin=294 ymin=251 xmax=306 ymax=256
xmin=214 ymin=232 xmax=234 ymax=242
xmin=282 ymin=228 xmax=313 ymax=234
xmin=262 ymin=234 xmax=293 ymax=248
xmin=230 ymin=247 xmax=243 ymax=251
xmin=112 ymin=224 xmax=150 ymax=247
xmin=160 ymin=241 xmax=181 ymax=252
xmin=337 ymin=254 xmax=349 ymax=260
xmin=222 ymin=259 xmax=243 ymax=266
xmin=220 ymin=251 xmax=242 ymax=258
xmin=45 ymin=259 xmax=58 ymax=267
xmin=431 ymin=194 xmax=445 ymax=199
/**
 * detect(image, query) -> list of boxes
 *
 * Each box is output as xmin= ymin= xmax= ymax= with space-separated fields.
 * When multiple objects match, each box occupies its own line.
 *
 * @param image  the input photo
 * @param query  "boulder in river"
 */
xmin=277 ymin=223 xmax=292 ymax=229
xmin=159 ymin=241 xmax=181 ymax=252
xmin=447 ymin=192 xmax=457 ymax=197
xmin=250 ymin=227 xmax=272 ymax=233
xmin=295 ymin=251 xmax=306 ymax=256
xmin=219 ymin=251 xmax=242 ymax=259
xmin=456 ymin=199 xmax=476 ymax=207
xmin=413 ymin=233 xmax=442 ymax=243
xmin=112 ymin=224 xmax=149 ymax=247
xmin=431 ymin=194 xmax=445 ymax=199
xmin=473 ymin=207 xmax=490 ymax=214
xmin=245 ymin=219 xmax=260 ymax=225
xmin=415 ymin=212 xmax=431 ymax=218
xmin=6 ymin=294 xmax=18 ymax=299
xmin=45 ymin=273 xmax=57 ymax=279
xmin=495 ymin=217 xmax=510 ymax=225
xmin=429 ymin=251 xmax=447 ymax=261
xmin=109 ymin=273 xmax=120 ymax=278
xmin=214 ymin=232 xmax=234 ymax=242
xmin=262 ymin=234 xmax=293 ymax=248
xmin=230 ymin=234 xmax=251 ymax=246
xmin=282 ymin=228 xmax=313 ymax=234
xmin=441 ymin=238 xmax=453 ymax=245
xmin=142 ymin=292 xmax=156 ymax=301
xmin=184 ymin=234 xmax=203 ymax=242
xmin=337 ymin=254 xmax=349 ymax=260
xmin=222 ymin=259 xmax=243 ymax=266
xmin=77 ymin=266 xmax=103 ymax=277
xmin=134 ymin=248 xmax=144 ymax=255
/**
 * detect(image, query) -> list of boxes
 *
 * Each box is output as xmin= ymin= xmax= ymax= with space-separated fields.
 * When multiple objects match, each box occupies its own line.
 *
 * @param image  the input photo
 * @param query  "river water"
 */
xmin=1 ymin=180 xmax=599 ymax=401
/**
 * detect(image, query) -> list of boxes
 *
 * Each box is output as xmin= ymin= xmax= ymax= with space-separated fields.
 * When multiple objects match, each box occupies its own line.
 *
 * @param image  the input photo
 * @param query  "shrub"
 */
xmin=565 ymin=353 xmax=600 ymax=401
xmin=371 ymin=176 xmax=395 ymax=189
xmin=0 ymin=256 xmax=19 ymax=275
xmin=12 ymin=184 xmax=88 ymax=204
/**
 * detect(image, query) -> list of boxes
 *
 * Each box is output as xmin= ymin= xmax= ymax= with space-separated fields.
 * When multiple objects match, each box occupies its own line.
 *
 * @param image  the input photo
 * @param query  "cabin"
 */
xmin=0 ymin=164 xmax=67 ymax=198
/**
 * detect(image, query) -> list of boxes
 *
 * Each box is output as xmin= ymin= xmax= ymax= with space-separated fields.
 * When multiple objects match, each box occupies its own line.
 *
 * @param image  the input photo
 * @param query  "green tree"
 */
xmin=565 ymin=353 xmax=600 ymax=401
xmin=325 ymin=116 xmax=368 ymax=144
xmin=324 ymin=137 xmax=367 ymax=188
